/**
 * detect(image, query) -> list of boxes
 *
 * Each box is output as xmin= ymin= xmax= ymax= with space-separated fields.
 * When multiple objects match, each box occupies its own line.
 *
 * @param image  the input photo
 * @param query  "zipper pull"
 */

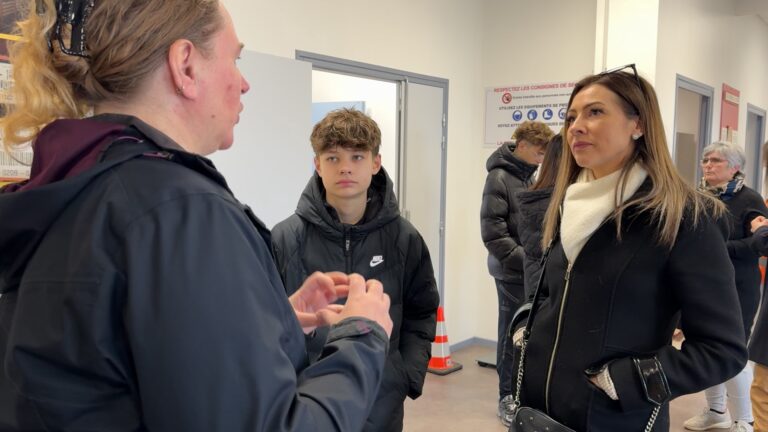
xmin=344 ymin=229 xmax=351 ymax=257
xmin=565 ymin=263 xmax=572 ymax=282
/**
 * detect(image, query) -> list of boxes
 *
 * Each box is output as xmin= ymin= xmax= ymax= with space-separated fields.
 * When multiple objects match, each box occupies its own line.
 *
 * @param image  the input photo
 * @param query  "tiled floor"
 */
xmin=404 ymin=344 xmax=704 ymax=432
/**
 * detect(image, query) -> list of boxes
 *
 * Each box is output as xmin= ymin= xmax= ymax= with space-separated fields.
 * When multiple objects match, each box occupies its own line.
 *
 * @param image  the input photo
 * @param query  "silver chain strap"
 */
xmin=510 ymin=336 xmax=528 ymax=412
xmin=512 ymin=333 xmax=662 ymax=431
xmin=644 ymin=405 xmax=661 ymax=432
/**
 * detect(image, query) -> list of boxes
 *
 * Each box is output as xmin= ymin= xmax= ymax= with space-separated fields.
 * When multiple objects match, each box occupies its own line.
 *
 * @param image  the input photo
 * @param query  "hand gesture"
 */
xmin=289 ymin=271 xmax=349 ymax=333
xmin=317 ymin=274 xmax=393 ymax=337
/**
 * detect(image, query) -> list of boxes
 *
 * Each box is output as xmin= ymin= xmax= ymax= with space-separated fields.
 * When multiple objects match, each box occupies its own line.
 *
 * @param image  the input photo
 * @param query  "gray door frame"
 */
xmin=674 ymin=74 xmax=714 ymax=181
xmin=295 ymin=50 xmax=449 ymax=303
xmin=747 ymin=103 xmax=767 ymax=191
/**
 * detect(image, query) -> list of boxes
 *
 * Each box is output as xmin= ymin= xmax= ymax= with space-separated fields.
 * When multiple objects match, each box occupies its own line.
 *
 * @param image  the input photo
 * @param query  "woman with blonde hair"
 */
xmin=510 ymin=65 xmax=747 ymax=431
xmin=0 ymin=1 xmax=392 ymax=430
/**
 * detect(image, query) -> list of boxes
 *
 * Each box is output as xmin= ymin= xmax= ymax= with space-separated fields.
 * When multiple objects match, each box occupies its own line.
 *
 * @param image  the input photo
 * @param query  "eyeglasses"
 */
xmin=701 ymin=157 xmax=726 ymax=165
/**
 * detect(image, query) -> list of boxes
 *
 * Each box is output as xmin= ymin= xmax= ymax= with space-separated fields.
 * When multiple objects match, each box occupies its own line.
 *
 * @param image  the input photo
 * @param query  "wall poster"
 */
xmin=484 ymin=81 xmax=575 ymax=147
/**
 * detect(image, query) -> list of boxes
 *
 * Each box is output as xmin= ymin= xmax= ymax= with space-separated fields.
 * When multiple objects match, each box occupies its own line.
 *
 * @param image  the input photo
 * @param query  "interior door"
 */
xmin=209 ymin=50 xmax=313 ymax=228
xmin=402 ymin=82 xmax=446 ymax=295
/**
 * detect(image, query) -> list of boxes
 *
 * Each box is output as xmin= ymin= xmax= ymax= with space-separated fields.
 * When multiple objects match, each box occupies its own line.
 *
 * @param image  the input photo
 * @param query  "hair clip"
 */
xmin=49 ymin=0 xmax=96 ymax=58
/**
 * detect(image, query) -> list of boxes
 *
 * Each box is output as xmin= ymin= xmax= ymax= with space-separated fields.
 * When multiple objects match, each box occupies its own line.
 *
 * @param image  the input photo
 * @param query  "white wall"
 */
xmin=602 ymin=0 xmax=660 ymax=81
xmin=656 ymin=0 xmax=768 ymax=157
xmin=221 ymin=0 xmax=485 ymax=344
xmin=476 ymin=0 xmax=597 ymax=342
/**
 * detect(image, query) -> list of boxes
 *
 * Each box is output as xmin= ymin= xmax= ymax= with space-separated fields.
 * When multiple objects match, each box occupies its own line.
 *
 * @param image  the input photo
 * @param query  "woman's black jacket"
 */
xmin=516 ymin=197 xmax=747 ymax=431
xmin=0 ymin=115 xmax=390 ymax=431
xmin=515 ymin=187 xmax=553 ymax=298
xmin=717 ymin=185 xmax=768 ymax=340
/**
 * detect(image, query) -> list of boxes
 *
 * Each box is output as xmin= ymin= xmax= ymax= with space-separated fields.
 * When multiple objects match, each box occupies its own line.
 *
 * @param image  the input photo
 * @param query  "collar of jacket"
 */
xmin=295 ymin=167 xmax=400 ymax=239
xmin=485 ymin=141 xmax=537 ymax=182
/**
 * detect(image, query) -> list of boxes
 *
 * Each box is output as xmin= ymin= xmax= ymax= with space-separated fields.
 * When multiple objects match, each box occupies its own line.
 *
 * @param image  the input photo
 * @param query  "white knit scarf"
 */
xmin=561 ymin=164 xmax=648 ymax=263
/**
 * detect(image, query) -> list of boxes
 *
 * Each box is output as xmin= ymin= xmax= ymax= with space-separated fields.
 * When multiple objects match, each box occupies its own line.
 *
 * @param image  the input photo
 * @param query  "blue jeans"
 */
xmin=496 ymin=278 xmax=524 ymax=399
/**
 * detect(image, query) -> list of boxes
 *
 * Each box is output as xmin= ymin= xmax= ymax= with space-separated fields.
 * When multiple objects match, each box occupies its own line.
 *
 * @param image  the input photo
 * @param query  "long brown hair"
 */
xmin=531 ymin=133 xmax=562 ymax=191
xmin=1 ymin=0 xmax=222 ymax=151
xmin=541 ymin=70 xmax=723 ymax=249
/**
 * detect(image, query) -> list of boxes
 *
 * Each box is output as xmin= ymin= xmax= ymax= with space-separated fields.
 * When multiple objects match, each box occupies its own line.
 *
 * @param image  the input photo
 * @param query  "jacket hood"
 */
xmin=0 ymin=115 xmax=182 ymax=294
xmin=486 ymin=141 xmax=537 ymax=181
xmin=295 ymin=167 xmax=400 ymax=239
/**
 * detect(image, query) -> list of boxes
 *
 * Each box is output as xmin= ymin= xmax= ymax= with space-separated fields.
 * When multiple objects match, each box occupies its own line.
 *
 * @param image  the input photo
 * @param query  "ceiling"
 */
xmin=734 ymin=0 xmax=768 ymax=25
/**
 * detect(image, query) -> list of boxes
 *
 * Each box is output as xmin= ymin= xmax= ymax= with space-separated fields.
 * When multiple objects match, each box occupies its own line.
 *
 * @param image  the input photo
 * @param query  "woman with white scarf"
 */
xmin=509 ymin=66 xmax=747 ymax=431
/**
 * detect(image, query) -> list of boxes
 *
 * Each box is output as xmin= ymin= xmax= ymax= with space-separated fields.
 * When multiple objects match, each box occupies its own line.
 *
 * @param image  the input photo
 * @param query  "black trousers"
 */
xmin=496 ymin=278 xmax=524 ymax=399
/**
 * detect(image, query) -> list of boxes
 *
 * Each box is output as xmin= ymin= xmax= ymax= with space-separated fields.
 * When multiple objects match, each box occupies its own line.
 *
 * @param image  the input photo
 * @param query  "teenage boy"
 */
xmin=271 ymin=108 xmax=439 ymax=432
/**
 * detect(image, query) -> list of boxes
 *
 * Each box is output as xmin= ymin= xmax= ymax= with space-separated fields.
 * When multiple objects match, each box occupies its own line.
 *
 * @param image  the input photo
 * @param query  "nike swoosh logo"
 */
xmin=370 ymin=259 xmax=384 ymax=267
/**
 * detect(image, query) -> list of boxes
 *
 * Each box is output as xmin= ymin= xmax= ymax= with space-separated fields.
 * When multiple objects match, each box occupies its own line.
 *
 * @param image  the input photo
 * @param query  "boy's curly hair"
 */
xmin=311 ymin=108 xmax=381 ymax=156
xmin=512 ymin=121 xmax=553 ymax=147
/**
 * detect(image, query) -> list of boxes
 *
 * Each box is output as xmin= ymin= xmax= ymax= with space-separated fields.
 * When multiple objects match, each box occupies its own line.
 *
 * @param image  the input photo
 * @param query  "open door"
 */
xmin=401 ymin=81 xmax=447 ymax=296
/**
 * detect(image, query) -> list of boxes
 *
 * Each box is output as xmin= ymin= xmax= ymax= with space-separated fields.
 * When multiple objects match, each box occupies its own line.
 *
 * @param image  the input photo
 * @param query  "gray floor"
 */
xmin=404 ymin=344 xmax=704 ymax=432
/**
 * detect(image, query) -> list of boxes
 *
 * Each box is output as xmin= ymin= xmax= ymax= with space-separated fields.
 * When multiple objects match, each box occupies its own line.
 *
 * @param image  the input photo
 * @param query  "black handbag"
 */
xmin=507 ymin=244 xmax=661 ymax=432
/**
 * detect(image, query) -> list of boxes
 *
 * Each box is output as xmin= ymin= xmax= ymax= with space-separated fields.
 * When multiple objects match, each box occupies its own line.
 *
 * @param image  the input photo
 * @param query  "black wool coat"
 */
xmin=515 ymin=187 xmax=553 ymax=299
xmin=717 ymin=185 xmax=768 ymax=340
xmin=747 ymin=226 xmax=768 ymax=365
xmin=520 ymin=202 xmax=747 ymax=432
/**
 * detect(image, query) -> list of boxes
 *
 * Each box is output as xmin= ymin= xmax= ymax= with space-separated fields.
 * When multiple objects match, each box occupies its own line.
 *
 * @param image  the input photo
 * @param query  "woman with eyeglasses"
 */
xmin=509 ymin=67 xmax=747 ymax=431
xmin=682 ymin=142 xmax=768 ymax=432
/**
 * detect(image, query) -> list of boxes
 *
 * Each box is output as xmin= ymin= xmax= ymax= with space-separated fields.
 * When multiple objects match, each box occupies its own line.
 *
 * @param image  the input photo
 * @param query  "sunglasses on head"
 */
xmin=597 ymin=63 xmax=646 ymax=116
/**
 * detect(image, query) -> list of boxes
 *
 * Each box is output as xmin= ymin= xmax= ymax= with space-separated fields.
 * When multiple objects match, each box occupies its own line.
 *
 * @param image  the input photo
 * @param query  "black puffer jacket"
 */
xmin=271 ymin=168 xmax=439 ymax=432
xmin=481 ymin=142 xmax=537 ymax=282
xmin=515 ymin=187 xmax=553 ymax=297
xmin=0 ymin=115 xmax=389 ymax=431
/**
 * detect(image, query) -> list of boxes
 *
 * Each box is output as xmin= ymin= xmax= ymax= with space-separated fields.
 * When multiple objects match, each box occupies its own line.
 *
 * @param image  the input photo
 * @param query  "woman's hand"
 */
xmin=289 ymin=271 xmax=349 ymax=333
xmin=750 ymin=215 xmax=768 ymax=233
xmin=316 ymin=275 xmax=393 ymax=337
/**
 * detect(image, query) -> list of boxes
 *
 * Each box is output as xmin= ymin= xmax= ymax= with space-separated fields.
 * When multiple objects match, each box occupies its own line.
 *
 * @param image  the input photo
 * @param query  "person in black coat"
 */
xmin=0 ymin=3 xmax=393 ymax=431
xmin=684 ymin=142 xmax=768 ymax=432
xmin=510 ymin=66 xmax=747 ymax=432
xmin=747 ymin=218 xmax=768 ymax=432
xmin=516 ymin=133 xmax=563 ymax=298
xmin=480 ymin=120 xmax=554 ymax=426
xmin=271 ymin=108 xmax=439 ymax=432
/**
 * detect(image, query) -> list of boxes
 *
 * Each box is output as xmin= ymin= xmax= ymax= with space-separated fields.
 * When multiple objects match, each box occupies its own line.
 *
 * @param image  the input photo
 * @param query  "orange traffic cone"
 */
xmin=427 ymin=306 xmax=463 ymax=375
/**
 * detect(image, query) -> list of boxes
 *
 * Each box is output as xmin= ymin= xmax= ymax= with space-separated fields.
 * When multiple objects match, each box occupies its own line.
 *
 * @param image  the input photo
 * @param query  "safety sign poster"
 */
xmin=484 ymin=81 xmax=575 ymax=147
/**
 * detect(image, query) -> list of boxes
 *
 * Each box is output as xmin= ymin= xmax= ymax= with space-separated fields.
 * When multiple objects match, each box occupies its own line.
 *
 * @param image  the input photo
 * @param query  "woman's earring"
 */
xmin=176 ymin=85 xmax=185 ymax=95
xmin=632 ymin=133 xmax=643 ymax=141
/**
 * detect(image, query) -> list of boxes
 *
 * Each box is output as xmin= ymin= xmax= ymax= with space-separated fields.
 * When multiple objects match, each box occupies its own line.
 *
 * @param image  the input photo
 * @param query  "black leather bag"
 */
xmin=506 ymin=244 xmax=660 ymax=432
xmin=509 ymin=406 xmax=576 ymax=432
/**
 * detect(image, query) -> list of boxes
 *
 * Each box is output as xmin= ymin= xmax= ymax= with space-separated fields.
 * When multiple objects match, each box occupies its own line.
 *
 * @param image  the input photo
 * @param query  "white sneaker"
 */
xmin=730 ymin=421 xmax=754 ymax=432
xmin=683 ymin=409 xmax=733 ymax=430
